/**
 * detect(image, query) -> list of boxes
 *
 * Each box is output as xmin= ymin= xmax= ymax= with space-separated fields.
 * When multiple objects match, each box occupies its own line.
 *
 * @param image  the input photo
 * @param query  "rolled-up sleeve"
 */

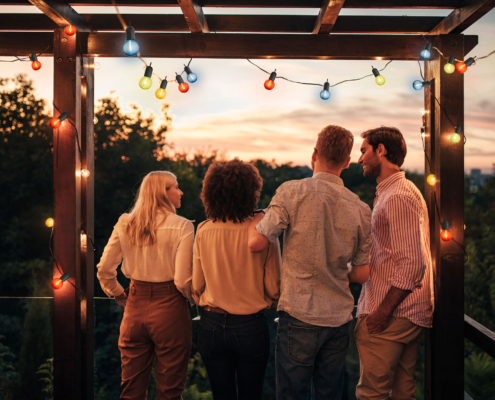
xmin=386 ymin=195 xmax=426 ymax=292
xmin=96 ymin=222 xmax=125 ymax=298
xmin=263 ymin=239 xmax=282 ymax=308
xmin=256 ymin=184 xmax=291 ymax=243
xmin=174 ymin=220 xmax=195 ymax=300
xmin=191 ymin=233 xmax=205 ymax=305
xmin=352 ymin=205 xmax=372 ymax=266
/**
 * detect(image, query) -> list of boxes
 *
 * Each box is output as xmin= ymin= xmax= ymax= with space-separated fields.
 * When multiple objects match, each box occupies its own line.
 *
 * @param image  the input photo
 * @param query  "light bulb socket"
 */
xmin=184 ymin=65 xmax=193 ymax=75
xmin=422 ymin=81 xmax=431 ymax=88
xmin=31 ymin=52 xmax=38 ymax=62
xmin=160 ymin=78 xmax=168 ymax=90
xmin=455 ymin=125 xmax=462 ymax=134
xmin=442 ymin=220 xmax=450 ymax=230
xmin=448 ymin=55 xmax=455 ymax=65
xmin=323 ymin=81 xmax=330 ymax=91
xmin=60 ymin=272 xmax=70 ymax=282
xmin=125 ymin=25 xmax=136 ymax=41
xmin=465 ymin=57 xmax=475 ymax=67
xmin=59 ymin=112 xmax=68 ymax=122
xmin=372 ymin=67 xmax=380 ymax=77
xmin=269 ymin=71 xmax=277 ymax=81
xmin=144 ymin=63 xmax=153 ymax=78
xmin=176 ymin=73 xmax=184 ymax=84
xmin=424 ymin=42 xmax=432 ymax=52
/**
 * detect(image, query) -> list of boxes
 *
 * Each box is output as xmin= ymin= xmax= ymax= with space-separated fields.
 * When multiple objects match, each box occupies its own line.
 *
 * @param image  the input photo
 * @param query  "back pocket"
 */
xmin=288 ymin=324 xmax=320 ymax=363
xmin=198 ymin=325 xmax=215 ymax=353
xmin=235 ymin=329 xmax=266 ymax=358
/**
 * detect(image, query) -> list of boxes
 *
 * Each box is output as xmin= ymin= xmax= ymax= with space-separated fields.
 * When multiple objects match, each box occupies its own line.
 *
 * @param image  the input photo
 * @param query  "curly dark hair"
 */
xmin=201 ymin=159 xmax=263 ymax=223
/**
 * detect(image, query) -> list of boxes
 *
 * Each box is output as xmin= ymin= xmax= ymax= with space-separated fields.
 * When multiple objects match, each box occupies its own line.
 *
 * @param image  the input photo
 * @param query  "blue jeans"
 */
xmin=198 ymin=310 xmax=270 ymax=400
xmin=276 ymin=311 xmax=350 ymax=400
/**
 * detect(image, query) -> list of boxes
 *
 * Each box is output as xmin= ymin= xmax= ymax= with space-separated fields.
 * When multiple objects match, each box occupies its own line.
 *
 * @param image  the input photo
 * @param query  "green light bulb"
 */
xmin=139 ymin=76 xmax=152 ymax=90
xmin=444 ymin=63 xmax=455 ymax=74
xmin=375 ymin=75 xmax=386 ymax=86
xmin=450 ymin=133 xmax=461 ymax=143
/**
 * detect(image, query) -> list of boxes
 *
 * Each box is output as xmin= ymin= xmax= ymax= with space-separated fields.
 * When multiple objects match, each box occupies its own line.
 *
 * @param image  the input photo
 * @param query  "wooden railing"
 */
xmin=464 ymin=314 xmax=495 ymax=359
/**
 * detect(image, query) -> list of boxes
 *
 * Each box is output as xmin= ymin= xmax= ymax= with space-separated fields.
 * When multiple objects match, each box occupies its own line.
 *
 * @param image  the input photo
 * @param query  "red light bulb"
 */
xmin=441 ymin=220 xmax=452 ymax=242
xmin=49 ymin=112 xmax=68 ymax=129
xmin=51 ymin=278 xmax=63 ymax=289
xmin=65 ymin=25 xmax=76 ymax=36
xmin=455 ymin=62 xmax=467 ymax=74
xmin=264 ymin=79 xmax=275 ymax=90
xmin=32 ymin=60 xmax=41 ymax=70
xmin=179 ymin=82 xmax=189 ymax=93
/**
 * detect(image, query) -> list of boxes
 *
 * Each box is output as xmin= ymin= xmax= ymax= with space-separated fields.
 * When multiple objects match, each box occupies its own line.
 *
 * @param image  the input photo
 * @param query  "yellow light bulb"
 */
xmin=426 ymin=174 xmax=436 ymax=186
xmin=375 ymin=75 xmax=386 ymax=86
xmin=139 ymin=76 xmax=152 ymax=90
xmin=45 ymin=218 xmax=54 ymax=227
xmin=81 ymin=169 xmax=90 ymax=178
xmin=155 ymin=88 xmax=167 ymax=99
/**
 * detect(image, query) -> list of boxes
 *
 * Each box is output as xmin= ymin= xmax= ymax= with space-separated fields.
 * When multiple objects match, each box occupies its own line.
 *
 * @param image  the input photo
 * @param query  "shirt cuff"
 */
xmin=392 ymin=275 xmax=422 ymax=292
xmin=351 ymin=254 xmax=370 ymax=266
xmin=256 ymin=220 xmax=277 ymax=244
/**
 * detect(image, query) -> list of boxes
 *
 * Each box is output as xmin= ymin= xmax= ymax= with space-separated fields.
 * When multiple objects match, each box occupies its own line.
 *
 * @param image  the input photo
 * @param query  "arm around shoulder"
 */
xmin=174 ymin=220 xmax=195 ymax=301
xmin=248 ymin=212 xmax=270 ymax=253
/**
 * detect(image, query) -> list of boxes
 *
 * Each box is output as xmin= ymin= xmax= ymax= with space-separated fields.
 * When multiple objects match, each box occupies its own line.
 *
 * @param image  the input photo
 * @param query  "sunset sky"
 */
xmin=1 ymin=5 xmax=494 ymax=173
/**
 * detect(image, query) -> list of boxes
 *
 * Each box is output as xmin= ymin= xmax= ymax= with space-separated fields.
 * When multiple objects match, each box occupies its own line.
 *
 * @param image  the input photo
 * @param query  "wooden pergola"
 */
xmin=1 ymin=1 xmax=495 ymax=399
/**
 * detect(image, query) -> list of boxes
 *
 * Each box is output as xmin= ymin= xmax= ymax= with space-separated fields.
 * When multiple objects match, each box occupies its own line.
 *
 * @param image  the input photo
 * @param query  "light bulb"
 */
xmin=184 ymin=65 xmax=197 ymax=83
xmin=155 ymin=78 xmax=168 ymax=99
xmin=413 ymin=80 xmax=431 ymax=90
xmin=176 ymin=73 xmax=189 ymax=93
xmin=320 ymin=80 xmax=330 ymax=100
xmin=123 ymin=25 xmax=139 ymax=56
xmin=372 ymin=67 xmax=385 ymax=85
xmin=45 ymin=218 xmax=54 ymax=227
xmin=450 ymin=126 xmax=462 ymax=143
xmin=31 ymin=53 xmax=41 ymax=70
xmin=49 ymin=112 xmax=68 ymax=129
xmin=420 ymin=42 xmax=432 ymax=60
xmin=65 ymin=25 xmax=76 ymax=36
xmin=441 ymin=220 xmax=452 ymax=242
xmin=81 ymin=169 xmax=90 ymax=178
xmin=419 ymin=108 xmax=425 ymax=116
xmin=455 ymin=57 xmax=475 ymax=74
xmin=139 ymin=63 xmax=153 ymax=90
xmin=426 ymin=174 xmax=436 ymax=186
xmin=444 ymin=56 xmax=455 ymax=74
xmin=94 ymin=117 xmax=98 ymax=124
xmin=264 ymin=70 xmax=277 ymax=90
xmin=51 ymin=272 xmax=70 ymax=290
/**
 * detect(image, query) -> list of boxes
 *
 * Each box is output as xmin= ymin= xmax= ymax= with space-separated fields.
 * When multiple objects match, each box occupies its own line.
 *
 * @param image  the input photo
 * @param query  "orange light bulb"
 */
xmin=65 ymin=25 xmax=76 ymax=36
xmin=32 ymin=60 xmax=41 ymax=70
xmin=179 ymin=82 xmax=189 ymax=93
xmin=264 ymin=79 xmax=275 ymax=90
xmin=441 ymin=220 xmax=452 ymax=242
xmin=51 ymin=278 xmax=63 ymax=289
xmin=49 ymin=112 xmax=68 ymax=129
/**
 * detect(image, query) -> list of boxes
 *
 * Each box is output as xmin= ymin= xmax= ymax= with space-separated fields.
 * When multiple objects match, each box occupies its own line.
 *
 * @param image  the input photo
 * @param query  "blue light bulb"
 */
xmin=320 ymin=80 xmax=330 ymax=100
xmin=187 ymin=73 xmax=197 ymax=83
xmin=421 ymin=42 xmax=432 ymax=60
xmin=413 ymin=80 xmax=424 ymax=90
xmin=123 ymin=26 xmax=139 ymax=56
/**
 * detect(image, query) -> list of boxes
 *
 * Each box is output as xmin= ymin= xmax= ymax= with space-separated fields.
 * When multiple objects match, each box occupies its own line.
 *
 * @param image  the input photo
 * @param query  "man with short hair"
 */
xmin=356 ymin=126 xmax=434 ymax=400
xmin=248 ymin=125 xmax=372 ymax=400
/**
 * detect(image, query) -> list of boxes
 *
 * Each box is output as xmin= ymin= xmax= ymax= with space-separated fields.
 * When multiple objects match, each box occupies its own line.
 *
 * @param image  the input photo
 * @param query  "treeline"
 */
xmin=0 ymin=75 xmax=493 ymax=399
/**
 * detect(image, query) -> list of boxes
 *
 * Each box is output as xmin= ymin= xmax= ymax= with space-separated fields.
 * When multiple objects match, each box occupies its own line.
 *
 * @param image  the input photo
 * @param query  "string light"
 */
xmin=450 ymin=126 xmax=462 ymax=143
xmin=320 ymin=80 xmax=330 ymax=100
xmin=372 ymin=67 xmax=385 ymax=85
xmin=45 ymin=218 xmax=54 ymax=228
xmin=427 ymin=174 xmax=436 ymax=186
xmin=123 ymin=25 xmax=139 ymax=56
xmin=264 ymin=70 xmax=277 ymax=90
xmin=139 ymin=63 xmax=153 ymax=90
xmin=441 ymin=220 xmax=452 ymax=242
xmin=93 ymin=116 xmax=98 ymax=124
xmin=421 ymin=42 xmax=432 ymax=59
xmin=184 ymin=65 xmax=197 ymax=83
xmin=65 ymin=25 xmax=76 ymax=36
xmin=49 ymin=112 xmax=68 ymax=129
xmin=176 ymin=73 xmax=189 ymax=93
xmin=155 ymin=78 xmax=168 ymax=99
xmin=81 ymin=169 xmax=90 ymax=178
xmin=444 ymin=56 xmax=455 ymax=74
xmin=413 ymin=80 xmax=431 ymax=90
xmin=52 ymin=272 xmax=70 ymax=289
xmin=30 ymin=53 xmax=41 ymax=71
xmin=455 ymin=57 xmax=475 ymax=74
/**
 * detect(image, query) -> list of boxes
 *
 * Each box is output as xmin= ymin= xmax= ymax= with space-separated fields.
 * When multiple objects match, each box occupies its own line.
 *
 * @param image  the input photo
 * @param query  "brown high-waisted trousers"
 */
xmin=118 ymin=279 xmax=192 ymax=400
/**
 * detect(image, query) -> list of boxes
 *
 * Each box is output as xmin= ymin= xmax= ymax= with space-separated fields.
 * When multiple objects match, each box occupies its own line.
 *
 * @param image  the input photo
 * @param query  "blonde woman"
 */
xmin=96 ymin=171 xmax=194 ymax=400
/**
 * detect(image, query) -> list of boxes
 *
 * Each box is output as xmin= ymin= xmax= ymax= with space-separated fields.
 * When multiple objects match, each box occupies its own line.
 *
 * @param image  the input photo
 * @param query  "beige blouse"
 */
xmin=96 ymin=212 xmax=194 ymax=299
xmin=192 ymin=218 xmax=281 ymax=315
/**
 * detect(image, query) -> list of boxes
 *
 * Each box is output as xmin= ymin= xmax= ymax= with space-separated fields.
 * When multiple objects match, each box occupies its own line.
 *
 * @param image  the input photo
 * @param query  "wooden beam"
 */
xmin=177 ymin=0 xmax=209 ymax=33
xmin=424 ymin=34 xmax=465 ymax=400
xmin=465 ymin=315 xmax=495 ymax=359
xmin=429 ymin=0 xmax=495 ymax=34
xmin=0 ymin=32 xmax=478 ymax=59
xmin=313 ymin=0 xmax=346 ymax=34
xmin=0 ymin=14 xmax=446 ymax=34
xmin=28 ymin=0 xmax=92 ymax=32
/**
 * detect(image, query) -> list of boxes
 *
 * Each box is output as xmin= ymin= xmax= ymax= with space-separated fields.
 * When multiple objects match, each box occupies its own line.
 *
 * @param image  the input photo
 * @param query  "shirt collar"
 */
xmin=376 ymin=171 xmax=405 ymax=195
xmin=313 ymin=172 xmax=344 ymax=186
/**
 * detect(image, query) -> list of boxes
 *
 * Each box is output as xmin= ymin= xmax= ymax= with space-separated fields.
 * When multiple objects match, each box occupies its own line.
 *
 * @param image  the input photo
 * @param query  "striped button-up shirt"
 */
xmin=257 ymin=172 xmax=372 ymax=327
xmin=357 ymin=172 xmax=434 ymax=328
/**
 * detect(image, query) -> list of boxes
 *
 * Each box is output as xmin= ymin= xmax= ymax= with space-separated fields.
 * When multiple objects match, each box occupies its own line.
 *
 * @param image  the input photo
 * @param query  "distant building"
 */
xmin=468 ymin=168 xmax=494 ymax=193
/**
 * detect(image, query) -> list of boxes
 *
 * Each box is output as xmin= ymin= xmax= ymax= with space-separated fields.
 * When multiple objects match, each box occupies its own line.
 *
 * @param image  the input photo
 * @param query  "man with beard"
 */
xmin=355 ymin=127 xmax=434 ymax=400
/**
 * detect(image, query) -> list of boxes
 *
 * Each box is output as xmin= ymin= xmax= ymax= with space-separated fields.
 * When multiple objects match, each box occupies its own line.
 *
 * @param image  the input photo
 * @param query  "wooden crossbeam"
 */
xmin=0 ymin=14 xmax=446 ymax=34
xmin=177 ymin=0 xmax=209 ymax=33
xmin=429 ymin=0 xmax=495 ymax=34
xmin=27 ymin=0 xmax=92 ymax=32
xmin=0 ymin=32 xmax=477 ymax=60
xmin=313 ymin=0 xmax=346 ymax=34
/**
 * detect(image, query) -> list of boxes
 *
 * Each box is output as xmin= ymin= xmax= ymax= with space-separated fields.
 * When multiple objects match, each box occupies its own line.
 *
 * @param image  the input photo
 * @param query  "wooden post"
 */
xmin=80 ymin=58 xmax=95 ymax=400
xmin=53 ymin=27 xmax=82 ymax=400
xmin=424 ymin=34 xmax=465 ymax=400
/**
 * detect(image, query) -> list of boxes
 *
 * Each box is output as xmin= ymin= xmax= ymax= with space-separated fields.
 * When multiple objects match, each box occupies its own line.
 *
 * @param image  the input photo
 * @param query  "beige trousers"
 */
xmin=355 ymin=316 xmax=424 ymax=400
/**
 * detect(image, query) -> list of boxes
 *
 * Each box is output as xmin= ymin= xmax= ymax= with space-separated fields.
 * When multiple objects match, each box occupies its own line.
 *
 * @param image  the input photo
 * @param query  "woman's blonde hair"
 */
xmin=125 ymin=171 xmax=177 ymax=247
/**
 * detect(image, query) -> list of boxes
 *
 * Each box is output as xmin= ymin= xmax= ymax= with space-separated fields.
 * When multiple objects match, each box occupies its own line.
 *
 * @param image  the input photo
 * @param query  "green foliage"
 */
xmin=464 ymin=352 xmax=495 ymax=400
xmin=35 ymin=358 xmax=53 ymax=400
xmin=0 ymin=335 xmax=19 ymax=400
xmin=182 ymin=353 xmax=212 ymax=400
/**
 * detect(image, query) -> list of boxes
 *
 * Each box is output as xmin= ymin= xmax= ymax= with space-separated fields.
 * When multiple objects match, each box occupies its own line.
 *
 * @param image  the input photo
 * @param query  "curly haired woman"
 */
xmin=192 ymin=159 xmax=281 ymax=400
